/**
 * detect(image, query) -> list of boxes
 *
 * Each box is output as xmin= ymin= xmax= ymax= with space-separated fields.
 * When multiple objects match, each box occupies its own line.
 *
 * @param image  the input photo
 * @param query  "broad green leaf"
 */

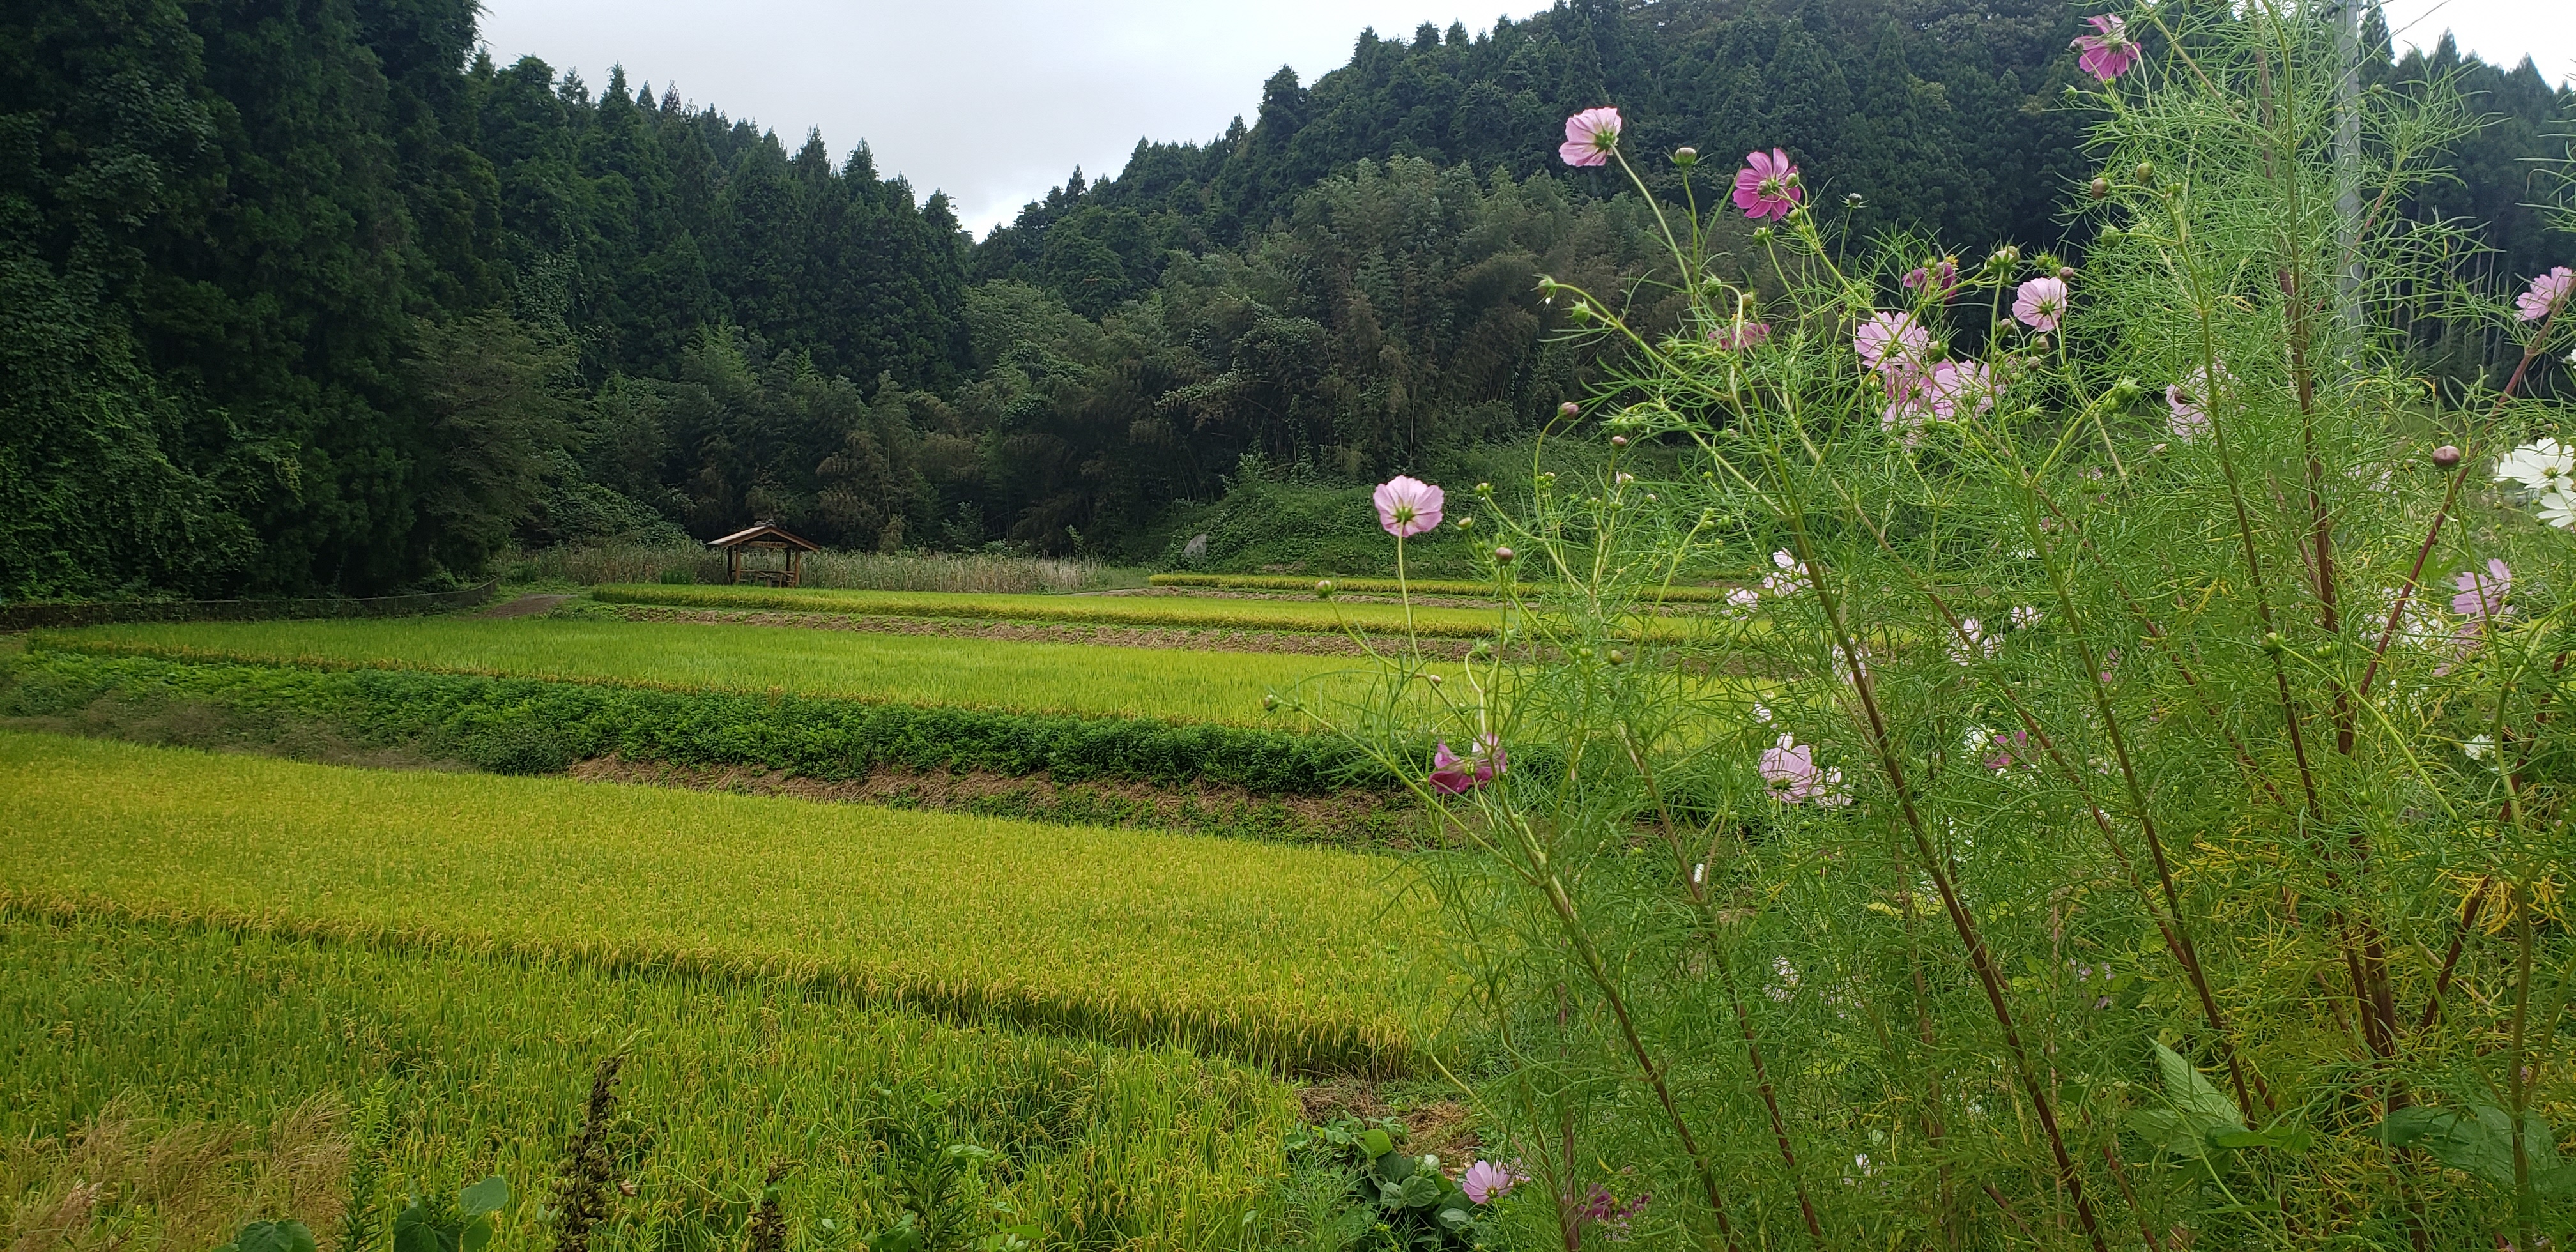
xmin=2207 ymin=1124 xmax=2312 ymax=1154
xmin=458 ymin=1218 xmax=492 ymax=1252
xmin=390 ymin=1202 xmax=448 ymax=1252
xmin=227 ymin=1221 xmax=318 ymax=1252
xmin=1357 ymin=1129 xmax=1393 ymax=1157
xmin=2152 ymin=1041 xmax=2244 ymax=1129
xmin=458 ymin=1175 xmax=509 ymax=1218
xmin=1436 ymin=1207 xmax=1473 ymax=1232
xmin=2379 ymin=1105 xmax=2533 ymax=1189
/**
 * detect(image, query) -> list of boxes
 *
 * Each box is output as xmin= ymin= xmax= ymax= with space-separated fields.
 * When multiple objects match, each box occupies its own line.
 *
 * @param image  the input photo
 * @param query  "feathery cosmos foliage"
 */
xmin=1296 ymin=3 xmax=2576 ymax=1246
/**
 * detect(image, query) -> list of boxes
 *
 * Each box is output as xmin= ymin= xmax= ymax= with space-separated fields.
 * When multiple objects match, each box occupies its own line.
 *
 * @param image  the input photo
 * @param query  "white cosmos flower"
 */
xmin=2494 ymin=439 xmax=2575 ymax=492
xmin=2540 ymin=489 xmax=2576 ymax=530
xmin=2464 ymin=735 xmax=2494 ymax=761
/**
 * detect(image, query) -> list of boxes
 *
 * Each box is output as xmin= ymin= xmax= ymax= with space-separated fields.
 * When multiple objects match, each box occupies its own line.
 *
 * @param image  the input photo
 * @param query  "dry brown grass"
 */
xmin=1 ymin=1099 xmax=349 ymax=1252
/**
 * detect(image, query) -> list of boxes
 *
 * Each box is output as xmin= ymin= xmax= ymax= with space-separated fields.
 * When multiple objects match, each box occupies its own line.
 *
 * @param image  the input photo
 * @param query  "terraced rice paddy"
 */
xmin=1 ymin=910 xmax=1302 ymax=1251
xmin=52 ymin=616 xmax=1364 ymax=724
xmin=0 ymin=732 xmax=1438 ymax=1072
xmin=594 ymin=583 xmax=1518 ymax=637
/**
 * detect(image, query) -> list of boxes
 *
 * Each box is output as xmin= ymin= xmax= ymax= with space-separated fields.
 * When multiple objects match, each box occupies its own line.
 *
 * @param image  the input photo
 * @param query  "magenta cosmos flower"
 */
xmin=1560 ymin=107 xmax=1621 ymax=167
xmin=2518 ymin=266 xmax=2574 ymax=322
xmin=1460 ymin=1161 xmax=1523 ymax=1205
xmin=2071 ymin=15 xmax=2141 ymax=82
xmin=1374 ymin=475 xmax=1444 ymax=537
xmin=1758 ymin=733 xmax=1844 ymax=805
xmin=1903 ymin=257 xmax=1962 ymax=300
xmin=2013 ymin=276 xmax=2069 ymax=331
xmin=1855 ymin=310 xmax=1929 ymax=374
xmin=1733 ymin=148 xmax=1803 ymax=221
xmin=1430 ymin=735 xmax=1506 ymax=795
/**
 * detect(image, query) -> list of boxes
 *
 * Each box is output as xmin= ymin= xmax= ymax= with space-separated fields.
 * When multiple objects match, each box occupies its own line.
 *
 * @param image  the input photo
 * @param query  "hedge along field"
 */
xmin=592 ymin=583 xmax=1521 ymax=637
xmin=1 ymin=910 xmax=1301 ymax=1252
xmin=50 ymin=616 xmax=1358 ymax=725
xmin=0 ymin=733 xmax=1439 ymax=1073
xmin=3 ymin=649 xmax=1396 ymax=795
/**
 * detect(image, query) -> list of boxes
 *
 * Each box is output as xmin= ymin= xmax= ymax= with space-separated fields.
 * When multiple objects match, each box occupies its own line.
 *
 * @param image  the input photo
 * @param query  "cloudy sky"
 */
xmin=475 ymin=0 xmax=2575 ymax=237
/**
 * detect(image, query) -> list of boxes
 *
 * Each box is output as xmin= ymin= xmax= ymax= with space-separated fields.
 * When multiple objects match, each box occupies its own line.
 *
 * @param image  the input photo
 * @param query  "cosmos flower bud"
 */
xmin=1610 ymin=435 xmax=1629 ymax=448
xmin=2133 ymin=161 xmax=2155 ymax=185
xmin=2432 ymin=445 xmax=2463 ymax=468
xmin=1559 ymin=402 xmax=1581 ymax=419
xmin=2089 ymin=177 xmax=2110 ymax=200
xmin=1493 ymin=546 xmax=1515 ymax=563
xmin=1672 ymin=146 xmax=1698 ymax=167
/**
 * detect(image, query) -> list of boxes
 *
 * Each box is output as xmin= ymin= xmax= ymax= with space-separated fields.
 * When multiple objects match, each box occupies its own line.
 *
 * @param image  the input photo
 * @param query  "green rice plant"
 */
xmin=2 ymin=650 xmax=1397 ymax=797
xmin=45 ymin=617 xmax=1355 ymax=725
xmin=0 ymin=909 xmax=1305 ymax=1252
xmin=0 ymin=731 xmax=1437 ymax=1074
xmin=591 ymin=584 xmax=1519 ymax=638
xmin=1295 ymin=9 xmax=2576 ymax=1248
xmin=1147 ymin=573 xmax=1752 ymax=603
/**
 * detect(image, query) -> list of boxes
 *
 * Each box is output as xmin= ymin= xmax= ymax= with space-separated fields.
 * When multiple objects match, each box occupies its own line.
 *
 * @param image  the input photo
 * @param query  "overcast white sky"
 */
xmin=474 ymin=0 xmax=2575 ymax=238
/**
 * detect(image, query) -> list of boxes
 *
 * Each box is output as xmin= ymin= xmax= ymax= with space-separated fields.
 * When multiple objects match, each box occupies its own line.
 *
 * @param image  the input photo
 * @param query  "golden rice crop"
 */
xmin=50 ymin=616 xmax=1361 ymax=725
xmin=593 ymin=583 xmax=1516 ymax=637
xmin=0 ymin=732 xmax=1437 ymax=1073
xmin=0 ymin=909 xmax=1303 ymax=1252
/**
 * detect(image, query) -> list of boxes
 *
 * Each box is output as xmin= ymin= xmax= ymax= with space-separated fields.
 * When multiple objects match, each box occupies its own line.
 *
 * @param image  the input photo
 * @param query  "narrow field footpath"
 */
xmin=0 ymin=731 xmax=1441 ymax=1073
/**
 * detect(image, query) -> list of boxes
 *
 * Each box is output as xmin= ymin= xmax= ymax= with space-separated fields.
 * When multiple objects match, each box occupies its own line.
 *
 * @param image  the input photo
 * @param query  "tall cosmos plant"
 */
xmin=1278 ymin=4 xmax=2576 ymax=1248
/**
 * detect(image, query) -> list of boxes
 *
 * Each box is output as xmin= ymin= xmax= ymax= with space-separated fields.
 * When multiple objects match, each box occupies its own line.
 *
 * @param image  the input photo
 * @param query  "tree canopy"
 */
xmin=3 ymin=0 xmax=2566 ymax=597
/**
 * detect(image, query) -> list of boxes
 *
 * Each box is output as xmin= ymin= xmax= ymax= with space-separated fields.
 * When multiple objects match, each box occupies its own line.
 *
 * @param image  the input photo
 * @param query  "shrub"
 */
xmin=2 ymin=648 xmax=1395 ymax=795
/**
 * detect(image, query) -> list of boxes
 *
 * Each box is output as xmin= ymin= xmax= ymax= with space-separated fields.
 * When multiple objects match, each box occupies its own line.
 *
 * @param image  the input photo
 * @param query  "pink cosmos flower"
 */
xmin=1949 ymin=616 xmax=1997 ymax=665
xmin=1880 ymin=365 xmax=1936 ymax=440
xmin=2012 ymin=276 xmax=2069 ymax=331
xmin=1855 ymin=311 xmax=1930 ymax=374
xmin=1560 ymin=107 xmax=1622 ymax=167
xmin=1983 ymin=728 xmax=2030 ymax=771
xmin=2518 ymin=266 xmax=2574 ymax=322
xmin=1461 ymin=1161 xmax=1524 ymax=1205
xmin=2451 ymin=558 xmax=2512 ymax=622
xmin=2165 ymin=363 xmax=2228 ymax=443
xmin=1733 ymin=148 xmax=1804 ymax=221
xmin=1928 ymin=359 xmax=1997 ymax=420
xmin=1903 ymin=257 xmax=1962 ymax=300
xmin=1374 ymin=475 xmax=1445 ymax=537
xmin=2071 ymin=15 xmax=2141 ymax=82
xmin=1707 ymin=321 xmax=1772 ymax=351
xmin=1430 ymin=735 xmax=1506 ymax=795
xmin=1759 ymin=733 xmax=1844 ymax=805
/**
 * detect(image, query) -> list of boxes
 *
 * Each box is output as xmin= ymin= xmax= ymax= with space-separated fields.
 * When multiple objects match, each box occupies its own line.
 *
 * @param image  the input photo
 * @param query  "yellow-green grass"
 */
xmin=0 ymin=733 xmax=1439 ymax=1073
xmin=1 ymin=908 xmax=1300 ymax=1251
xmin=1148 ymin=572 xmax=1752 ymax=602
xmin=48 ymin=616 xmax=1361 ymax=725
xmin=594 ymin=583 xmax=1517 ymax=637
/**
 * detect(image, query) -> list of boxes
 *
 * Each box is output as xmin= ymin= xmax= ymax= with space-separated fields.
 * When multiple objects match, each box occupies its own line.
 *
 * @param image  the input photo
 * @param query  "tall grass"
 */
xmin=0 ymin=731 xmax=1436 ymax=1073
xmin=49 ymin=617 xmax=1359 ymax=725
xmin=0 ymin=910 xmax=1304 ymax=1252
xmin=508 ymin=542 xmax=1138 ymax=594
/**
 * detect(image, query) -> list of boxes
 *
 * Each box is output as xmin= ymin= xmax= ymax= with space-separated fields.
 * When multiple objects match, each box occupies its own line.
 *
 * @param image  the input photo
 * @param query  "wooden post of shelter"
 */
xmin=708 ymin=522 xmax=820 ymax=588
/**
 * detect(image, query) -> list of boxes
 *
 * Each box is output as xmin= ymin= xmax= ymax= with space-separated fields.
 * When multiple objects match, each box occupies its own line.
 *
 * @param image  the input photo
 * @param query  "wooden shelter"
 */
xmin=709 ymin=522 xmax=820 ymax=588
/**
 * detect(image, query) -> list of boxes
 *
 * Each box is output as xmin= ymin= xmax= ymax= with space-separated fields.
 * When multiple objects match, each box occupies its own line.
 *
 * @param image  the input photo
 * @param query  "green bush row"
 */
xmin=3 ymin=648 xmax=1397 ymax=795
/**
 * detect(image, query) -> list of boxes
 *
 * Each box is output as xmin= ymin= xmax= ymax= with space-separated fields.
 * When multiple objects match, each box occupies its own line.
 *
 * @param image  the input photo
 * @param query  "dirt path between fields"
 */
xmin=477 ymin=593 xmax=576 ymax=618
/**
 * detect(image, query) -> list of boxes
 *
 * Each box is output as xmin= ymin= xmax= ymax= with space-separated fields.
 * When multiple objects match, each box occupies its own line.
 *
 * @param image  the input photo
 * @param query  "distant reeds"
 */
xmin=509 ymin=544 xmax=1132 ymax=595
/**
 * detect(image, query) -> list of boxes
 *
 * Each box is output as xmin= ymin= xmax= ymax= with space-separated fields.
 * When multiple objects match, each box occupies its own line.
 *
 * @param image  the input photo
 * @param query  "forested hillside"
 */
xmin=4 ymin=0 xmax=2569 ymax=599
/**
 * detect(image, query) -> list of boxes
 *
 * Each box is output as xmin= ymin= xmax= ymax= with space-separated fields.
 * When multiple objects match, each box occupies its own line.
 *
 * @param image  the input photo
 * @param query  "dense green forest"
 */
xmin=3 ymin=0 xmax=2570 ymax=598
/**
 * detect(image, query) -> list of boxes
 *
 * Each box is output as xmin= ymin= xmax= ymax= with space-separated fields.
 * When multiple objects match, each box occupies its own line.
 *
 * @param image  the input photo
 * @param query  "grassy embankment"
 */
xmin=1 ymin=910 xmax=1303 ymax=1252
xmin=0 ymin=732 xmax=1439 ymax=1074
xmin=50 ymin=617 xmax=1365 ymax=726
